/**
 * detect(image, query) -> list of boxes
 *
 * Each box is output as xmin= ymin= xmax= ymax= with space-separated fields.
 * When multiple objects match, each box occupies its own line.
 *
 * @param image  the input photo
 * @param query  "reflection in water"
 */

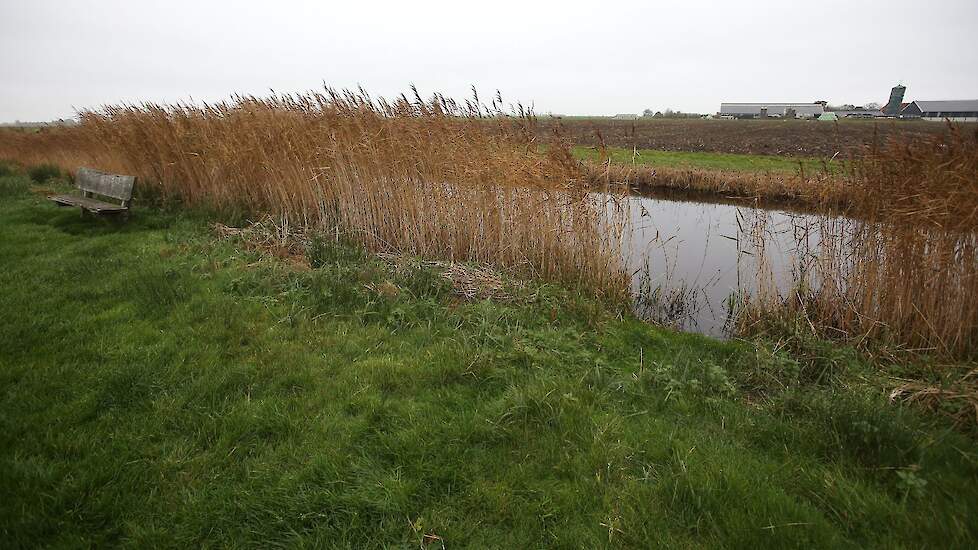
xmin=615 ymin=192 xmax=826 ymax=337
xmin=606 ymin=189 xmax=978 ymax=354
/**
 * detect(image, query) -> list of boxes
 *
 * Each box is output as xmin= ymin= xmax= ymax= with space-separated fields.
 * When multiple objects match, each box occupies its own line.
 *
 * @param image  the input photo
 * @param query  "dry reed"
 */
xmin=849 ymin=124 xmax=978 ymax=232
xmin=890 ymin=369 xmax=978 ymax=426
xmin=0 ymin=88 xmax=628 ymax=296
xmin=738 ymin=127 xmax=978 ymax=358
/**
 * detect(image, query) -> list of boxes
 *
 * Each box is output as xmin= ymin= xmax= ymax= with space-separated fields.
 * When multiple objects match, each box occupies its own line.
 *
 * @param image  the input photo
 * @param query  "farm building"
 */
xmin=830 ymin=109 xmax=882 ymax=118
xmin=900 ymin=100 xmax=978 ymax=122
xmin=719 ymin=102 xmax=824 ymax=119
xmin=883 ymin=85 xmax=906 ymax=116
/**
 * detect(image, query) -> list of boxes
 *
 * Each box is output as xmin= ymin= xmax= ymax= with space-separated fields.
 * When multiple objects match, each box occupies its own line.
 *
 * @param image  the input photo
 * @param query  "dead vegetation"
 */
xmin=0 ymin=88 xmax=628 ymax=297
xmin=213 ymin=216 xmax=311 ymax=270
xmin=890 ymin=369 xmax=978 ymax=427
xmin=849 ymin=124 xmax=978 ymax=232
xmin=737 ymin=127 xmax=978 ymax=359
xmin=213 ymin=215 xmax=523 ymax=302
xmin=375 ymin=252 xmax=521 ymax=301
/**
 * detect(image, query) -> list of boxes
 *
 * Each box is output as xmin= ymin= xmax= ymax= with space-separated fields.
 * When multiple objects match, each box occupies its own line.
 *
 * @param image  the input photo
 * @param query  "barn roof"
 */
xmin=909 ymin=100 xmax=978 ymax=112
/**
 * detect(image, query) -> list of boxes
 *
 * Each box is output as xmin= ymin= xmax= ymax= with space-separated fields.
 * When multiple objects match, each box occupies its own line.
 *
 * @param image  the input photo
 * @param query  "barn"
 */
xmin=900 ymin=100 xmax=978 ymax=122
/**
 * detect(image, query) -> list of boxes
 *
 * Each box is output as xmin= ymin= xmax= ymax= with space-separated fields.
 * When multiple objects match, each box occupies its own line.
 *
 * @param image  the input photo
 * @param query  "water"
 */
xmin=617 ymin=192 xmax=828 ymax=337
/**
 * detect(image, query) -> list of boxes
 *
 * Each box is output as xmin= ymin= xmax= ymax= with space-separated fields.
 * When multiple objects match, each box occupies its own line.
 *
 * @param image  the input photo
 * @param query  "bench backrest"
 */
xmin=76 ymin=167 xmax=136 ymax=203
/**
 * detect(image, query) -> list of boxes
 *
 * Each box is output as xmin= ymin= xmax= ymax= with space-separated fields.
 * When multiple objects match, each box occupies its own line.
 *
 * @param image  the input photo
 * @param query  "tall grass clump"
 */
xmin=0 ymin=88 xmax=628 ymax=295
xmin=740 ymin=127 xmax=978 ymax=358
xmin=26 ymin=163 xmax=62 ymax=184
xmin=0 ymin=160 xmax=17 ymax=178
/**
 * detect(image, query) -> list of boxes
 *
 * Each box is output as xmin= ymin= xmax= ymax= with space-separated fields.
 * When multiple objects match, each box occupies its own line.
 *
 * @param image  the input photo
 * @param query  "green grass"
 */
xmin=572 ymin=146 xmax=837 ymax=175
xmin=1 ymin=170 xmax=977 ymax=548
xmin=26 ymin=163 xmax=63 ymax=184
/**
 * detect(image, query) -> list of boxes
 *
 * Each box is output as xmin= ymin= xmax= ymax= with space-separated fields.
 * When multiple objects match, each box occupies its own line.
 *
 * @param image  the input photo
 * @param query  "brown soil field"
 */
xmin=538 ymin=117 xmax=973 ymax=157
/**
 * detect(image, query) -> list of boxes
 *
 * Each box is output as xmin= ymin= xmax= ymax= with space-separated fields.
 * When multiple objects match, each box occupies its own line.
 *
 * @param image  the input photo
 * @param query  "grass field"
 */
xmin=3 ymin=171 xmax=978 ymax=547
xmin=571 ymin=146 xmax=834 ymax=174
xmin=544 ymin=117 xmax=972 ymax=157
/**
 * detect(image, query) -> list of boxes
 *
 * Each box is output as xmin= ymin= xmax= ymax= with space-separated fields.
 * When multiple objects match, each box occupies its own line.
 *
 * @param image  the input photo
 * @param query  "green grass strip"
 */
xmin=0 ymin=172 xmax=975 ymax=547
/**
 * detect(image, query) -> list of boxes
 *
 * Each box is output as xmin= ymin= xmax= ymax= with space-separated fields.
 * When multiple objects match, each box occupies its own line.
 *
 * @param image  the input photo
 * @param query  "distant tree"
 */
xmin=864 ymin=102 xmax=882 ymax=110
xmin=642 ymin=108 xmax=702 ymax=119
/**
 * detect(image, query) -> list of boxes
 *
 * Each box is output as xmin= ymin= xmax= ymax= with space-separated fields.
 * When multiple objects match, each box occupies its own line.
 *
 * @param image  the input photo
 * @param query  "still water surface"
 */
xmin=618 ymin=192 xmax=830 ymax=336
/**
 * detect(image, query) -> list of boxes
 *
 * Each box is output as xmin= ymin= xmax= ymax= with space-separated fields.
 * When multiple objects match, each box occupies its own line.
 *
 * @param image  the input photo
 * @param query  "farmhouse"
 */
xmin=719 ymin=102 xmax=824 ymax=119
xmin=899 ymin=100 xmax=978 ymax=122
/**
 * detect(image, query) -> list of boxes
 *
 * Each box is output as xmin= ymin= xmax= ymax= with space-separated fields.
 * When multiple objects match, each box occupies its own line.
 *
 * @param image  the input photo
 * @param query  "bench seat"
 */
xmin=47 ymin=167 xmax=136 ymax=217
xmin=49 ymin=194 xmax=129 ymax=213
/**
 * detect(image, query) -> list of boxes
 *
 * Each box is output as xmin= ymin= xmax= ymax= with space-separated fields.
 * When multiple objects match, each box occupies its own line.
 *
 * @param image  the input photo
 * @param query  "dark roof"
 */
xmin=910 ymin=100 xmax=978 ymax=112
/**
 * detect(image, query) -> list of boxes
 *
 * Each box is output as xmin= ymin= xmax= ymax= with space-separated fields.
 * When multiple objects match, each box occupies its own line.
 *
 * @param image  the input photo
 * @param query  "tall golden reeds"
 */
xmin=741 ymin=127 xmax=978 ymax=358
xmin=849 ymin=124 xmax=978 ymax=231
xmin=0 ymin=88 xmax=628 ymax=295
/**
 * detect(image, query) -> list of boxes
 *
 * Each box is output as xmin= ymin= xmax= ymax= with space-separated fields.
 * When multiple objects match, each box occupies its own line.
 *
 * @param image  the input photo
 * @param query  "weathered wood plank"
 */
xmin=75 ymin=167 xmax=135 ymax=202
xmin=49 ymin=194 xmax=128 ymax=213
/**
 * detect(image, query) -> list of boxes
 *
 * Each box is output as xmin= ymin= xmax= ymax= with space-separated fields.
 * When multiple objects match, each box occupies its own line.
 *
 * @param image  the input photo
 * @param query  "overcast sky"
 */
xmin=2 ymin=0 xmax=976 ymax=121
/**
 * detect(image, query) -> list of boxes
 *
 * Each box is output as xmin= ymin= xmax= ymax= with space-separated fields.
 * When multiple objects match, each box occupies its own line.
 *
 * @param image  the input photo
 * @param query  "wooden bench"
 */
xmin=49 ymin=167 xmax=135 ymax=217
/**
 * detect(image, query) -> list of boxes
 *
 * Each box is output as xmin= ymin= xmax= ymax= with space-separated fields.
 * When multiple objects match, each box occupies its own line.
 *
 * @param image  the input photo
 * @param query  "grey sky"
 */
xmin=2 ymin=0 xmax=976 ymax=121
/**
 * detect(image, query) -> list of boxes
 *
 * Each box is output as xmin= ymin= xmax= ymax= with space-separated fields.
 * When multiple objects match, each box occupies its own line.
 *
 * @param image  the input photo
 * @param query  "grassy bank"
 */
xmin=2 ymin=172 xmax=978 ymax=547
xmin=571 ymin=146 xmax=833 ymax=175
xmin=542 ymin=117 xmax=970 ymax=157
xmin=572 ymin=145 xmax=847 ymax=209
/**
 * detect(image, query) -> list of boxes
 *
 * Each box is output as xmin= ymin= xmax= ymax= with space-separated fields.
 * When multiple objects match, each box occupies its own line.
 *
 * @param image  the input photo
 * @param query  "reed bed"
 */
xmin=0 ymin=89 xmax=628 ymax=295
xmin=849 ymin=124 xmax=978 ymax=232
xmin=739 ymin=128 xmax=978 ymax=358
